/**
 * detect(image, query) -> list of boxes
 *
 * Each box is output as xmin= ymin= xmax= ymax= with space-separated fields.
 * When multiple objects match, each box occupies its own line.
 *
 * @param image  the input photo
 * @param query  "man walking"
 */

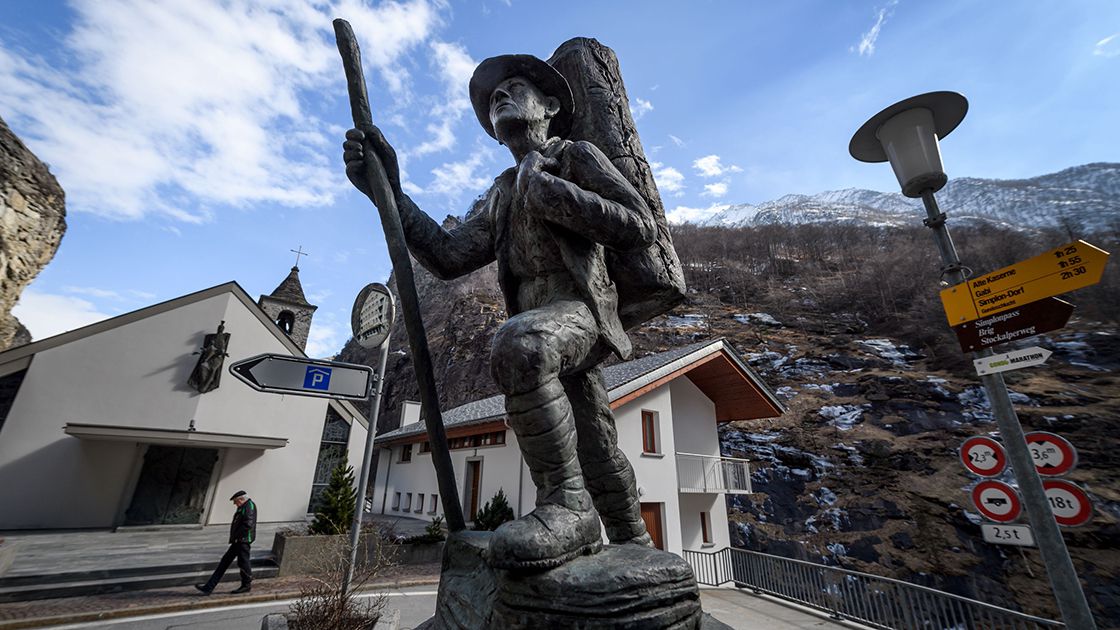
xmin=344 ymin=53 xmax=667 ymax=570
xmin=196 ymin=491 xmax=256 ymax=595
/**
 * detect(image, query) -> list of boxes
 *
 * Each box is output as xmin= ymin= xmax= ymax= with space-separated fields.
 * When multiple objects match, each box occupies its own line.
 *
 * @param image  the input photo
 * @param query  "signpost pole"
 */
xmin=342 ymin=334 xmax=391 ymax=600
xmin=920 ymin=190 xmax=1097 ymax=629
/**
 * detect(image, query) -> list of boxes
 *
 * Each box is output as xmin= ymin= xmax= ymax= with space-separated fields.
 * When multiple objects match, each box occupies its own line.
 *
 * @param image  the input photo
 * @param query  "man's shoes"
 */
xmin=230 ymin=584 xmax=252 ymax=594
xmin=194 ymin=584 xmax=212 ymax=595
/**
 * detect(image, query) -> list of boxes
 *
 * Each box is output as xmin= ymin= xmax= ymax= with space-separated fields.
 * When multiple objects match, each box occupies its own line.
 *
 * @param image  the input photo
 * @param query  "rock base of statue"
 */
xmin=417 ymin=530 xmax=732 ymax=629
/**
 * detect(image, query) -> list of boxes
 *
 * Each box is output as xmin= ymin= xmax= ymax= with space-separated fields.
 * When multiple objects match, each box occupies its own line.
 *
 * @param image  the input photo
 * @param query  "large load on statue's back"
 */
xmin=548 ymin=38 xmax=686 ymax=330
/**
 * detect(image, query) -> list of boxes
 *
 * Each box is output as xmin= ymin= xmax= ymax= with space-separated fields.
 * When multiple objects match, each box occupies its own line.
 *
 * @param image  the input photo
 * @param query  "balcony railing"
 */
xmin=676 ymin=452 xmax=752 ymax=494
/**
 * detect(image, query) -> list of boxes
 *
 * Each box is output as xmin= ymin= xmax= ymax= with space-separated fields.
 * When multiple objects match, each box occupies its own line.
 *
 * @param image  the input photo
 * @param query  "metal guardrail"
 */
xmin=683 ymin=547 xmax=1064 ymax=629
xmin=676 ymin=452 xmax=752 ymax=494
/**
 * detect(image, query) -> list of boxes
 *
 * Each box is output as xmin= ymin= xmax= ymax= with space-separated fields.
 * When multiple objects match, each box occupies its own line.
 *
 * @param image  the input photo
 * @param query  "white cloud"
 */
xmin=424 ymin=145 xmax=497 ymax=197
xmin=630 ymin=97 xmax=654 ymax=120
xmin=692 ymin=154 xmax=742 ymax=178
xmin=665 ymin=203 xmax=729 ymax=225
xmin=12 ymin=290 xmax=114 ymax=341
xmin=669 ymin=134 xmax=686 ymax=148
xmin=702 ymin=182 xmax=728 ymax=198
xmin=0 ymin=0 xmax=445 ymax=222
xmin=650 ymin=162 xmax=685 ymax=195
xmin=63 ymin=286 xmax=122 ymax=300
xmin=411 ymin=40 xmax=477 ymax=157
xmin=305 ymin=312 xmax=344 ymax=359
xmin=853 ymin=0 xmax=898 ymax=57
xmin=1094 ymin=33 xmax=1120 ymax=57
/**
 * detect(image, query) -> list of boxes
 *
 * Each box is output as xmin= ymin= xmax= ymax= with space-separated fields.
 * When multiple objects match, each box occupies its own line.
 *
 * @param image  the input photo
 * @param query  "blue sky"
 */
xmin=2 ymin=0 xmax=1117 ymax=357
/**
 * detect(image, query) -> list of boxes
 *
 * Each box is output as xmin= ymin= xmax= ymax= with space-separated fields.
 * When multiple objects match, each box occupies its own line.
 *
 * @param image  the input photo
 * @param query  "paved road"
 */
xmin=39 ymin=586 xmax=855 ymax=630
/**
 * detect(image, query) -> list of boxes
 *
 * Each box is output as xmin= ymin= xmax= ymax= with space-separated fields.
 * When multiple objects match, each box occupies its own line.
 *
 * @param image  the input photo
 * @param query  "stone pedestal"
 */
xmin=421 ymin=531 xmax=721 ymax=629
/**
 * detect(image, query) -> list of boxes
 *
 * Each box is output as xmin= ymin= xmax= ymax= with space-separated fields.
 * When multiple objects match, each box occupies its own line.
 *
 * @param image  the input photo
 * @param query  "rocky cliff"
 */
xmin=0 ymin=117 xmax=66 ymax=349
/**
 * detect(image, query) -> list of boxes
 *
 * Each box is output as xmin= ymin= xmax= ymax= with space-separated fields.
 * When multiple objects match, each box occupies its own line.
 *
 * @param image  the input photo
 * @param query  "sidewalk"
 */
xmin=0 ymin=514 xmax=431 ymax=579
xmin=0 ymin=563 xmax=441 ymax=629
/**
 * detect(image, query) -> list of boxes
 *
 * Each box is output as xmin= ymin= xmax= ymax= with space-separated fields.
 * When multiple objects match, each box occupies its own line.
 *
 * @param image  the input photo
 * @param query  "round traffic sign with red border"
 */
xmin=1024 ymin=431 xmax=1077 ymax=476
xmin=1042 ymin=479 xmax=1093 ymax=527
xmin=971 ymin=480 xmax=1022 ymax=523
xmin=960 ymin=436 xmax=1007 ymax=477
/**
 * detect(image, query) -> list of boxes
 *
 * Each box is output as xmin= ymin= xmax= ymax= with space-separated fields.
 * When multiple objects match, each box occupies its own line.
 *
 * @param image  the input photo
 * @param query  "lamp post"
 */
xmin=850 ymin=92 xmax=1097 ymax=630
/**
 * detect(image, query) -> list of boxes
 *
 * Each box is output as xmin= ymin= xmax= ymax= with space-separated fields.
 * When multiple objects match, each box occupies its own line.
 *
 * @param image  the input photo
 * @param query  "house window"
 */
xmin=701 ymin=511 xmax=712 ymax=544
xmin=641 ymin=410 xmax=659 ymax=454
xmin=392 ymin=492 xmax=401 ymax=511
xmin=400 ymin=444 xmax=413 ymax=462
xmin=416 ymin=493 xmax=425 ymax=513
xmin=448 ymin=431 xmax=507 ymax=450
xmin=308 ymin=407 xmax=351 ymax=513
xmin=419 ymin=441 xmax=431 ymax=453
xmin=404 ymin=493 xmax=412 ymax=511
xmin=429 ymin=494 xmax=438 ymax=513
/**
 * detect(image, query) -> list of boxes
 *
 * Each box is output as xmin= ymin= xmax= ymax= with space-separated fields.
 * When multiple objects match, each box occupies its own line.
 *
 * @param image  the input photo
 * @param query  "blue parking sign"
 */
xmin=304 ymin=366 xmax=332 ymax=391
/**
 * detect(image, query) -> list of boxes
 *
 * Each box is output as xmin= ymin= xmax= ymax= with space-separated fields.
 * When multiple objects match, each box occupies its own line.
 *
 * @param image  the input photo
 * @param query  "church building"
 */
xmin=0 ymin=267 xmax=369 ymax=530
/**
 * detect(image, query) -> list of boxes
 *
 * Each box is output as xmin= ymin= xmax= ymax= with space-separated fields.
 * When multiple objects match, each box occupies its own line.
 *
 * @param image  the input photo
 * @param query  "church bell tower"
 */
xmin=258 ymin=265 xmax=317 ymax=352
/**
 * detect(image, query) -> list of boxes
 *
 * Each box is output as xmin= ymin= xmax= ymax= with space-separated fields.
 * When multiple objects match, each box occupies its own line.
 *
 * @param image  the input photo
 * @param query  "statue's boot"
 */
xmin=489 ymin=381 xmax=602 ymax=570
xmin=563 ymin=369 xmax=654 ymax=548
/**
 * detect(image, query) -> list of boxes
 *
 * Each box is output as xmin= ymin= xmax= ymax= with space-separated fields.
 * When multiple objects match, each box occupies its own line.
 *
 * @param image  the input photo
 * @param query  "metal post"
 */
xmin=342 ymin=336 xmax=390 ymax=599
xmin=920 ymin=191 xmax=1097 ymax=630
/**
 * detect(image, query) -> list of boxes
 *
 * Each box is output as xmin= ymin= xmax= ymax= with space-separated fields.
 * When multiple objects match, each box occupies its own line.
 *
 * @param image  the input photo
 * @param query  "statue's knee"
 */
xmin=491 ymin=327 xmax=557 ymax=394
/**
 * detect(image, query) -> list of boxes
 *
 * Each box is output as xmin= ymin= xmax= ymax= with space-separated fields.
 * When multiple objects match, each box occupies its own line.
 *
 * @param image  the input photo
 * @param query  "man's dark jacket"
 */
xmin=230 ymin=499 xmax=257 ymax=544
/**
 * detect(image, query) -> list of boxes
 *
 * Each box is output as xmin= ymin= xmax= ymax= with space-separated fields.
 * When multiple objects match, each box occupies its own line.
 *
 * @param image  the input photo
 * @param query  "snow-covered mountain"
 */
xmin=694 ymin=163 xmax=1119 ymax=233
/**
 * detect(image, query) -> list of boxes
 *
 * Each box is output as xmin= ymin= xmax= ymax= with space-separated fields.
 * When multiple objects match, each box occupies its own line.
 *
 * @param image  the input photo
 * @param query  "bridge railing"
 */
xmin=683 ymin=547 xmax=1064 ymax=630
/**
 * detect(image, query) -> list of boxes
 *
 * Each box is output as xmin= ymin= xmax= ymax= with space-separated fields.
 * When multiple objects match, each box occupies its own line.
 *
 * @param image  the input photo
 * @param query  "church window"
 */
xmin=307 ymin=407 xmax=351 ymax=513
xmin=400 ymin=444 xmax=413 ymax=462
xmin=276 ymin=310 xmax=295 ymax=334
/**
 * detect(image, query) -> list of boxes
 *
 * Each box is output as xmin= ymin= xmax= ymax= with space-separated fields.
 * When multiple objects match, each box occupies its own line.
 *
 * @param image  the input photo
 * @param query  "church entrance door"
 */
xmin=124 ymin=445 xmax=219 ymax=526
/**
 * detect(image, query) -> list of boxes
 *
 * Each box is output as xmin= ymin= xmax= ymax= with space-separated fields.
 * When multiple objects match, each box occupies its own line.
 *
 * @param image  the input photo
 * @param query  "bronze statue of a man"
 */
xmin=344 ymin=54 xmax=657 ymax=570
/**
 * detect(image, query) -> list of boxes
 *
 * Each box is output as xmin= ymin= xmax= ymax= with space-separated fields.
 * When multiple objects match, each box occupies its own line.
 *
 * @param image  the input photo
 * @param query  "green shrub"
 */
xmin=472 ymin=488 xmax=515 ymax=531
xmin=309 ymin=464 xmax=357 ymax=536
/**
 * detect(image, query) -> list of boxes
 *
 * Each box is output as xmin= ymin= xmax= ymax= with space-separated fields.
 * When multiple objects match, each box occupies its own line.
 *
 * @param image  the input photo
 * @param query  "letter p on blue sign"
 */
xmin=304 ymin=367 xmax=332 ymax=391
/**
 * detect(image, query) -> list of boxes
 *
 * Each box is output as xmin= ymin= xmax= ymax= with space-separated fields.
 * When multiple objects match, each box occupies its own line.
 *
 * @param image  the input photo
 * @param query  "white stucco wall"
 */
xmin=613 ymin=386 xmax=684 ymax=554
xmin=371 ymin=371 xmax=736 ymax=556
xmin=373 ymin=430 xmax=524 ymax=526
xmin=0 ymin=290 xmax=358 ymax=529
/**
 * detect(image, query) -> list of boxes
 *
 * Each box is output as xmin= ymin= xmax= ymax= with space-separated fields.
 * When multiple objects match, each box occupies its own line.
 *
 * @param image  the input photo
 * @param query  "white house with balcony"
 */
xmin=369 ymin=338 xmax=784 ymax=555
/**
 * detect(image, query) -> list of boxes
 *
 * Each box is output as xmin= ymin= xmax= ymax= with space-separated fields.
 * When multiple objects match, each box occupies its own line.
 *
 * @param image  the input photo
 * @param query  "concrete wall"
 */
xmin=0 ymin=290 xmax=356 ymax=529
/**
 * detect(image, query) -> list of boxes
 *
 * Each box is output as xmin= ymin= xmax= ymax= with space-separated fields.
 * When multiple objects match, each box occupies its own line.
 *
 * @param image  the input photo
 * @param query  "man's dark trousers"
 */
xmin=202 ymin=542 xmax=252 ymax=590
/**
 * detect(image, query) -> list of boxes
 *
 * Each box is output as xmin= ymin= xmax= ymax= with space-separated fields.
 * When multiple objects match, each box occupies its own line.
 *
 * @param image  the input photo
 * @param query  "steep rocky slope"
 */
xmin=337 ymin=181 xmax=1118 ymax=626
xmin=0 ymin=117 xmax=67 ymax=349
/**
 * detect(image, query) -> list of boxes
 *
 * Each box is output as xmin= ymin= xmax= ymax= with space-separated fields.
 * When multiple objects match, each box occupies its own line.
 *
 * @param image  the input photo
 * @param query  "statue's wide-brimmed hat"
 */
xmin=469 ymin=54 xmax=574 ymax=140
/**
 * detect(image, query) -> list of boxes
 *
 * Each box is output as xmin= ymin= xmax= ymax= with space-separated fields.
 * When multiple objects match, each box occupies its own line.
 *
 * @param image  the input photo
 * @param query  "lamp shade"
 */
xmin=849 ymin=91 xmax=968 ymax=197
xmin=878 ymin=107 xmax=945 ymax=197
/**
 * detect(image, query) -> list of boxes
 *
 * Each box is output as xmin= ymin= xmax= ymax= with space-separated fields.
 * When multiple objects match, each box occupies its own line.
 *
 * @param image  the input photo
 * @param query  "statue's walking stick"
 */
xmin=333 ymin=18 xmax=465 ymax=532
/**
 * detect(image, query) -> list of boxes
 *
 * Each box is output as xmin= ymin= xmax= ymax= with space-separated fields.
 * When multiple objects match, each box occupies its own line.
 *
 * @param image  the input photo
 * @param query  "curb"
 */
xmin=0 ymin=577 xmax=440 ymax=629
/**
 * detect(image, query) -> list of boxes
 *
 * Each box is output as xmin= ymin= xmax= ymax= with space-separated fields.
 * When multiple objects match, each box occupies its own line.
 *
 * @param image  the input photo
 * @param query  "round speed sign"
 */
xmin=351 ymin=283 xmax=395 ymax=349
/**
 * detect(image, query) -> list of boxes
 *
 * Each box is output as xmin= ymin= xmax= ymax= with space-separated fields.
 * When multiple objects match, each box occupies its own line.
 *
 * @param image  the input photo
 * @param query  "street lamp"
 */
xmin=848 ymin=93 xmax=1098 ymax=630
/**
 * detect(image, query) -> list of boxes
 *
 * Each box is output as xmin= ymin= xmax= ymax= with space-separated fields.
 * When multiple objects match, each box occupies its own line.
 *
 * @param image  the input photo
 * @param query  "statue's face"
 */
xmin=489 ymin=75 xmax=559 ymax=142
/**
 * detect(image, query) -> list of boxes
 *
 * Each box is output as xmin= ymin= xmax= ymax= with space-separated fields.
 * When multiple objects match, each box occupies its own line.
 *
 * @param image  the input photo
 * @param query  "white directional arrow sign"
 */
xmin=229 ymin=354 xmax=374 ymax=401
xmin=973 ymin=346 xmax=1052 ymax=376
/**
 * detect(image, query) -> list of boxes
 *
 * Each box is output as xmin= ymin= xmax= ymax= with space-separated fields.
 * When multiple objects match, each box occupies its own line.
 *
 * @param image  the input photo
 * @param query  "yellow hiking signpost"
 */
xmin=940 ymin=240 xmax=1110 ymax=325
